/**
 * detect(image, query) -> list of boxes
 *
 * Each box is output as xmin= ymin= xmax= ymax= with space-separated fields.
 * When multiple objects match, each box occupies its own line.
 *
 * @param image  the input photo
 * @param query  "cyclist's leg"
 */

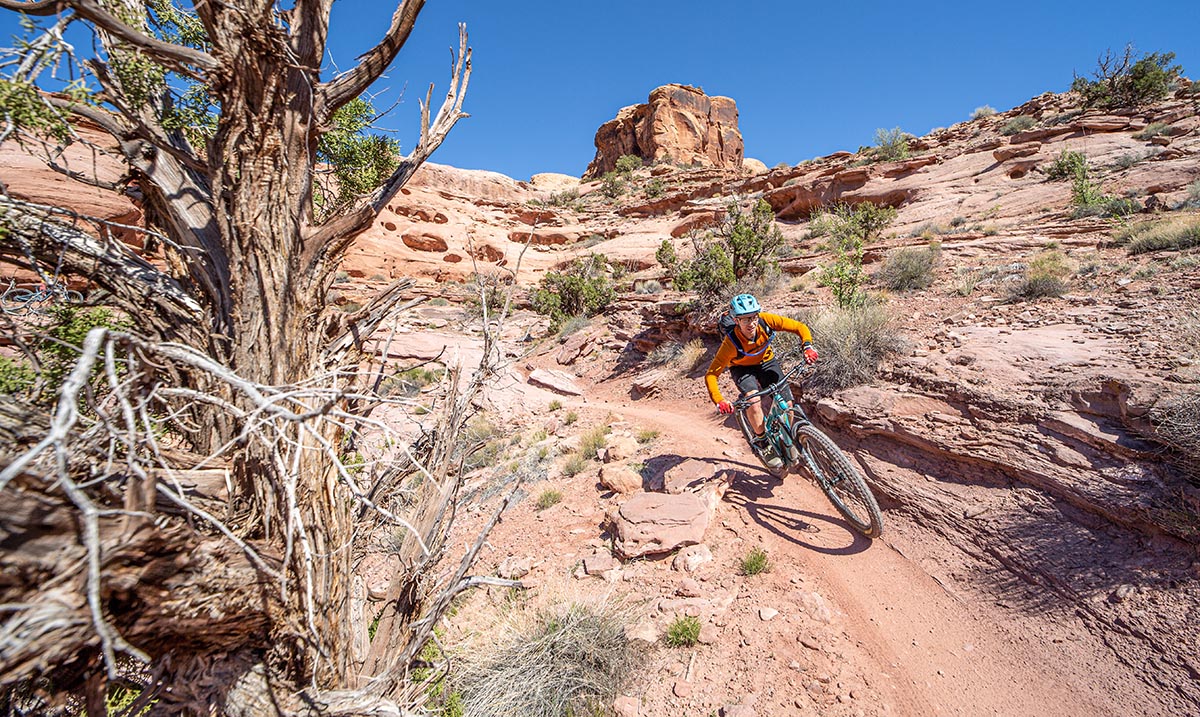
xmin=729 ymin=366 xmax=766 ymax=435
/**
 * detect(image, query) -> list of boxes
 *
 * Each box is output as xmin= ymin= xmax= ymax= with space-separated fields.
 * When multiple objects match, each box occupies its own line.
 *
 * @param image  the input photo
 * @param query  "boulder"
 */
xmin=609 ymin=492 xmax=711 ymax=559
xmin=672 ymin=544 xmax=713 ymax=573
xmin=401 ymin=232 xmax=450 ymax=252
xmin=662 ymin=458 xmax=716 ymax=494
xmin=599 ymin=464 xmax=644 ymax=494
xmin=528 ymin=369 xmax=583 ymax=395
xmin=584 ymin=84 xmax=743 ymax=179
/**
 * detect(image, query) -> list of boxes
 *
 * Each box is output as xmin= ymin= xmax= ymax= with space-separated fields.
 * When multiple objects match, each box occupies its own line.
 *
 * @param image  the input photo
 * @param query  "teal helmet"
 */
xmin=729 ymin=293 xmax=760 ymax=317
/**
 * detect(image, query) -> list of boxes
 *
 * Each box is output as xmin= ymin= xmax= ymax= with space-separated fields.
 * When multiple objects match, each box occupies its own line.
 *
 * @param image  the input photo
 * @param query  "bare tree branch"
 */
xmin=315 ymin=0 xmax=425 ymax=120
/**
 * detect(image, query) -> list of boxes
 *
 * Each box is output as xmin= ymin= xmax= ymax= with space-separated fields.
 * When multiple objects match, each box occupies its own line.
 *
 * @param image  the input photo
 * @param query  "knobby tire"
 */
xmin=793 ymin=424 xmax=883 ymax=538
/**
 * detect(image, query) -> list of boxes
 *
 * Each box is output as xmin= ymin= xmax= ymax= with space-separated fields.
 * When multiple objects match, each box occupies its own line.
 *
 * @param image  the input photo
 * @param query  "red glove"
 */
xmin=803 ymin=345 xmax=819 ymax=364
xmin=716 ymin=400 xmax=734 ymax=415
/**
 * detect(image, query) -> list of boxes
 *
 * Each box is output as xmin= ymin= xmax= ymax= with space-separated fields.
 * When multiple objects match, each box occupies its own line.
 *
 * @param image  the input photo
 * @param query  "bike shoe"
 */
xmin=753 ymin=438 xmax=784 ymax=470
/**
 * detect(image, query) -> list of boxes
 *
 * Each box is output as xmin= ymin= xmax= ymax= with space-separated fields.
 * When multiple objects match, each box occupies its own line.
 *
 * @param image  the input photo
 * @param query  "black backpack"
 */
xmin=716 ymin=311 xmax=773 ymax=359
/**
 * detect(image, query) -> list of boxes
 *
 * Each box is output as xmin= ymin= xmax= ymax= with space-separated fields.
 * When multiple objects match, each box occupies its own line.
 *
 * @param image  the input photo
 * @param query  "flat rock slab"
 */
xmin=528 ymin=368 xmax=583 ymax=395
xmin=610 ymin=492 xmax=711 ymax=559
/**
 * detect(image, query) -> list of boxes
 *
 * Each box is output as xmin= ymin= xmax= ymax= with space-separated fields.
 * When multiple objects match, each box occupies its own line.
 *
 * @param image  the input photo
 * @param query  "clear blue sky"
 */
xmin=4 ymin=1 xmax=1197 ymax=180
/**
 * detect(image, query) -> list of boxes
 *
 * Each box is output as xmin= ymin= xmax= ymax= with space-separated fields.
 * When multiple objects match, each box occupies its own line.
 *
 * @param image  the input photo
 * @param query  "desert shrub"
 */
xmin=333 ymin=270 xmax=350 ymax=283
xmin=379 ymin=364 xmax=445 ymax=397
xmin=970 ymin=105 xmax=997 ymax=120
xmin=600 ymin=171 xmax=625 ymax=199
xmin=1072 ymin=46 xmax=1183 ymax=109
xmin=635 ymin=279 xmax=663 ymax=295
xmin=1179 ymin=180 xmax=1200 ymax=209
xmin=804 ymin=304 xmax=904 ymax=394
xmin=635 ymin=428 xmax=659 ymax=444
xmin=1045 ymin=150 xmax=1087 ymax=181
xmin=453 ymin=598 xmax=644 ymax=716
xmin=548 ymin=399 xmax=562 ymax=412
xmin=530 ymin=254 xmax=614 ymax=327
xmin=644 ymin=177 xmax=665 ymax=198
xmin=664 ymin=616 xmax=702 ymax=648
xmin=678 ymin=338 xmax=707 ymax=372
xmin=1148 ymin=390 xmax=1200 ymax=481
xmin=738 ymin=547 xmax=771 ymax=576
xmin=1000 ymin=115 xmax=1036 ymax=135
xmin=1133 ymin=122 xmax=1173 ymax=140
xmin=547 ymin=188 xmax=580 ymax=207
xmin=1113 ymin=149 xmax=1157 ymax=170
xmin=663 ymin=199 xmax=784 ymax=298
xmin=564 ymin=411 xmax=578 ymax=425
xmin=877 ymin=244 xmax=940 ymax=290
xmin=614 ymin=154 xmax=642 ymax=176
xmin=459 ymin=415 xmax=505 ymax=472
xmin=561 ymin=452 xmax=588 ymax=477
xmin=817 ymin=202 xmax=898 ymax=308
xmin=0 ymin=356 xmax=35 ymax=395
xmin=647 ymin=341 xmax=683 ymax=367
xmin=872 ymin=127 xmax=910 ymax=162
xmin=1118 ymin=217 xmax=1200 ymax=254
xmin=1011 ymin=250 xmax=1070 ymax=300
xmin=535 ymin=490 xmax=563 ymax=511
xmin=558 ymin=315 xmax=591 ymax=338
xmin=578 ymin=425 xmax=609 ymax=459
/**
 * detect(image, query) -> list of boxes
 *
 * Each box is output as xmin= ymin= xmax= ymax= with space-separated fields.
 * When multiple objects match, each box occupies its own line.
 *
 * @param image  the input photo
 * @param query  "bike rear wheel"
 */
xmin=793 ymin=424 xmax=883 ymax=538
xmin=735 ymin=408 xmax=785 ymax=476
xmin=1 ymin=289 xmax=33 ymax=315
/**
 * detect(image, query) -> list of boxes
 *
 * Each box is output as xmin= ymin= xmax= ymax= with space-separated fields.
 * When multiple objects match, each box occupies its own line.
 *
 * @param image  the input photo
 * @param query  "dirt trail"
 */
xmin=574 ymin=377 xmax=1183 ymax=716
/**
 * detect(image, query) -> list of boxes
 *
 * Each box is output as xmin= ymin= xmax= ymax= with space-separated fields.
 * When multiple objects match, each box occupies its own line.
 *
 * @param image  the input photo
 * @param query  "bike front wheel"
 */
xmin=793 ymin=424 xmax=883 ymax=538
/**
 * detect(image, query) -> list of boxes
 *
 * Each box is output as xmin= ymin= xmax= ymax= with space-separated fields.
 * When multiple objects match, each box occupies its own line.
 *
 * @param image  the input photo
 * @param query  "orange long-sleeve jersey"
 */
xmin=704 ymin=311 xmax=813 ymax=404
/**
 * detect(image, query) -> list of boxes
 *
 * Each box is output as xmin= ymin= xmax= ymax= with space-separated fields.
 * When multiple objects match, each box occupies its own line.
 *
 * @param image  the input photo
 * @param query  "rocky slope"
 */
xmin=4 ymin=82 xmax=1200 ymax=716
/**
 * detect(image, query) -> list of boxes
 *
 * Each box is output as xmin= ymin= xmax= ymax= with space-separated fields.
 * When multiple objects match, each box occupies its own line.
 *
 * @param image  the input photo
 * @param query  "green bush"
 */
xmin=614 ymin=154 xmax=643 ymax=176
xmin=0 ymin=355 xmax=35 ymax=395
xmin=663 ymin=199 xmax=784 ymax=298
xmin=877 ymin=244 xmax=940 ymax=290
xmin=1045 ymin=150 xmax=1087 ymax=181
xmin=547 ymin=188 xmax=580 ymax=207
xmin=1072 ymin=47 xmax=1183 ymax=109
xmin=664 ymin=615 xmax=702 ymax=648
xmin=1000 ymin=115 xmax=1036 ymax=135
xmin=816 ymin=202 xmax=898 ymax=308
xmin=644 ymin=177 xmax=665 ymax=198
xmin=600 ymin=171 xmax=625 ymax=199
xmin=738 ymin=547 xmax=771 ymax=576
xmin=872 ymin=127 xmax=910 ymax=162
xmin=530 ymin=254 xmax=614 ymax=327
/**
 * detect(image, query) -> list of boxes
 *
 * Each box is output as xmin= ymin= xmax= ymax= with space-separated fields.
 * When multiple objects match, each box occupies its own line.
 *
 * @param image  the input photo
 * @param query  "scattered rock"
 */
xmin=608 ymin=492 xmax=713 ymax=559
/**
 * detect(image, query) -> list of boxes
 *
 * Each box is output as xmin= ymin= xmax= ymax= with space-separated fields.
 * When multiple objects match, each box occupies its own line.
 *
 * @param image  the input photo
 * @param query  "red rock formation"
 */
xmin=584 ymin=84 xmax=743 ymax=179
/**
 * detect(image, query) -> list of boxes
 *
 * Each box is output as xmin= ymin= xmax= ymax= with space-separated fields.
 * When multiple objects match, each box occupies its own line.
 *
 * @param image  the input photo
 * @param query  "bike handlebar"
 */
xmin=732 ymin=357 xmax=816 ymax=409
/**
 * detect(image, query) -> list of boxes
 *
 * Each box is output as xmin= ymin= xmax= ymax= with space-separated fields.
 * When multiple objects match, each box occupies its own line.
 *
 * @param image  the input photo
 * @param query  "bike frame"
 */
xmin=733 ymin=360 xmax=815 ymax=469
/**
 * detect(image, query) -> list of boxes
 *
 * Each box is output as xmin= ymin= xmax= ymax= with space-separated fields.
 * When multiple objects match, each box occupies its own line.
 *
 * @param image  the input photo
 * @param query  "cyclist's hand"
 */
xmin=803 ymin=346 xmax=819 ymax=364
xmin=716 ymin=400 xmax=734 ymax=415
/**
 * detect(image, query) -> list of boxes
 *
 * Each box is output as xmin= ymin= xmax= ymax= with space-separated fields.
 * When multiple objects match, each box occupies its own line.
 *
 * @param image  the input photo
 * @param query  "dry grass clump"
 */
xmin=1114 ymin=217 xmax=1200 ymax=254
xmin=1011 ymin=250 xmax=1071 ymax=300
xmin=1150 ymin=391 xmax=1200 ymax=482
xmin=451 ymin=594 xmax=645 ymax=716
xmin=876 ymin=244 xmax=940 ymax=290
xmin=803 ymin=304 xmax=904 ymax=394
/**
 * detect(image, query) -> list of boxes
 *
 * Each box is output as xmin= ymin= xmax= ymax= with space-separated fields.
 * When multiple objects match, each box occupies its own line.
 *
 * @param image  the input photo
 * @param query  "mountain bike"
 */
xmin=1 ymin=278 xmax=85 ymax=316
xmin=732 ymin=357 xmax=884 ymax=538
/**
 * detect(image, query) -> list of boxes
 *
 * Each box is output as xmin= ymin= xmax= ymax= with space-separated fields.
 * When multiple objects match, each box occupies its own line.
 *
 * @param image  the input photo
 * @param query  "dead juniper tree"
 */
xmin=0 ymin=1 xmax=509 ymax=714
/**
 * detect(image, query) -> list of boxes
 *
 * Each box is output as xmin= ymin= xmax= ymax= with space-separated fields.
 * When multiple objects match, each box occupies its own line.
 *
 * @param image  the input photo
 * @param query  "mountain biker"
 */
xmin=705 ymin=293 xmax=819 ymax=469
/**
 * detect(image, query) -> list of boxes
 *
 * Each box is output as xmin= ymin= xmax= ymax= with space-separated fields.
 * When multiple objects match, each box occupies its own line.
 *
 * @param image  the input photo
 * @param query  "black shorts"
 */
xmin=730 ymin=358 xmax=794 ymax=403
